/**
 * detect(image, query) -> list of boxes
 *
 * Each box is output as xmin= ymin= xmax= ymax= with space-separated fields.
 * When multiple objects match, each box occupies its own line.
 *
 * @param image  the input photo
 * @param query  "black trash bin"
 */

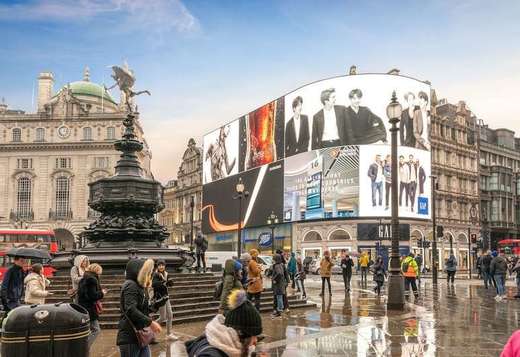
xmin=1 ymin=303 xmax=90 ymax=357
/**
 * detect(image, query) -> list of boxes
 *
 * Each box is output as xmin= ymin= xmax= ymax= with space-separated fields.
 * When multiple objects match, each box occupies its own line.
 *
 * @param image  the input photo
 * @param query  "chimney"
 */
xmin=37 ymin=72 xmax=54 ymax=112
xmin=348 ymin=65 xmax=357 ymax=75
xmin=0 ymin=97 xmax=7 ymax=114
xmin=387 ymin=68 xmax=400 ymax=75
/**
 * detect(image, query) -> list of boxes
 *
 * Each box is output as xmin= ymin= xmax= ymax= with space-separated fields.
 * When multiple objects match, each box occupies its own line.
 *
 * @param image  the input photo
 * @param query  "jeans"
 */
xmin=385 ymin=182 xmax=391 ymax=207
xmin=404 ymin=277 xmax=418 ymax=295
xmin=88 ymin=319 xmax=101 ymax=349
xmin=296 ymin=279 xmax=306 ymax=297
xmin=447 ymin=270 xmax=456 ymax=284
xmin=361 ymin=267 xmax=368 ymax=283
xmin=408 ymin=181 xmax=417 ymax=211
xmin=343 ymin=271 xmax=352 ymax=290
xmin=289 ymin=273 xmax=296 ymax=289
xmin=196 ymin=252 xmax=206 ymax=271
xmin=371 ymin=181 xmax=383 ymax=206
xmin=247 ymin=292 xmax=261 ymax=311
xmin=399 ymin=182 xmax=409 ymax=206
xmin=482 ymin=270 xmax=493 ymax=288
xmin=157 ymin=299 xmax=172 ymax=334
xmin=119 ymin=344 xmax=151 ymax=357
xmin=495 ymin=274 xmax=506 ymax=296
xmin=321 ymin=277 xmax=331 ymax=295
xmin=275 ymin=294 xmax=284 ymax=312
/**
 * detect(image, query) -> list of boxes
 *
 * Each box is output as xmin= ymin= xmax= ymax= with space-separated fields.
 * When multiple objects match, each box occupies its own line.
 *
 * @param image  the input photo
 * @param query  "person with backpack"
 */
xmin=445 ymin=254 xmax=457 ymax=285
xmin=371 ymin=256 xmax=386 ymax=296
xmin=271 ymin=253 xmax=289 ymax=319
xmin=295 ymin=256 xmax=307 ymax=299
xmin=247 ymin=249 xmax=263 ymax=311
xmin=78 ymin=263 xmax=107 ymax=349
xmin=1 ymin=256 xmax=27 ymax=312
xmin=287 ymin=252 xmax=297 ymax=291
xmin=401 ymin=253 xmax=419 ymax=298
xmin=490 ymin=250 xmax=509 ymax=301
xmin=24 ymin=263 xmax=52 ymax=305
xmin=152 ymin=260 xmax=177 ymax=341
xmin=359 ymin=251 xmax=370 ymax=285
xmin=319 ymin=251 xmax=333 ymax=297
xmin=340 ymin=250 xmax=355 ymax=292
xmin=220 ymin=259 xmax=243 ymax=315
xmin=194 ymin=233 xmax=208 ymax=273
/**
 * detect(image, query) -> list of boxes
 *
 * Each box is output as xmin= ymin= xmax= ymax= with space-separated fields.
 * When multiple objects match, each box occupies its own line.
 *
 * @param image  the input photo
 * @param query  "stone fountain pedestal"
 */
xmin=51 ymin=113 xmax=194 ymax=273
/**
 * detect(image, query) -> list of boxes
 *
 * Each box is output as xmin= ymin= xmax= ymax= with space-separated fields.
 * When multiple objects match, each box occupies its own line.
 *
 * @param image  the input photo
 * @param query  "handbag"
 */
xmin=95 ymin=300 xmax=103 ymax=315
xmin=213 ymin=280 xmax=223 ymax=299
xmin=67 ymin=288 xmax=77 ymax=299
xmin=124 ymin=311 xmax=155 ymax=348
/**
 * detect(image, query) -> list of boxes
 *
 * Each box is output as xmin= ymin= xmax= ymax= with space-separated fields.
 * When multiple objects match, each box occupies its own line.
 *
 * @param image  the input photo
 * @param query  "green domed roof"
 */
xmin=56 ymin=81 xmax=116 ymax=104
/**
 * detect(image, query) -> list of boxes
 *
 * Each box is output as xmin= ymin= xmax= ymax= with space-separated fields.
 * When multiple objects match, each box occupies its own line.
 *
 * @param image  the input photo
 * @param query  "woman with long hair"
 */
xmin=319 ymin=251 xmax=333 ymax=297
xmin=78 ymin=263 xmax=106 ymax=349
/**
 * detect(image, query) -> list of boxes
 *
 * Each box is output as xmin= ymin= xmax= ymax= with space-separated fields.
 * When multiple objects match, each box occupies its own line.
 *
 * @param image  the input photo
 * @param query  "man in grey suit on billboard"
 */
xmin=311 ymin=88 xmax=353 ymax=150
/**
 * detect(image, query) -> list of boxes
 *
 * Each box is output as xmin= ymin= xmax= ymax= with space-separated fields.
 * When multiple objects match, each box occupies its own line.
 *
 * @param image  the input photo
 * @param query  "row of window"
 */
xmin=431 ymin=121 xmax=474 ymax=146
xmin=481 ymin=172 xmax=519 ymax=194
xmin=15 ymin=157 xmax=110 ymax=170
xmin=432 ymin=148 xmax=477 ymax=171
xmin=11 ymin=127 xmax=116 ymax=142
xmin=434 ymin=199 xmax=476 ymax=222
xmin=480 ymin=151 xmax=519 ymax=170
xmin=16 ymin=176 xmax=71 ymax=219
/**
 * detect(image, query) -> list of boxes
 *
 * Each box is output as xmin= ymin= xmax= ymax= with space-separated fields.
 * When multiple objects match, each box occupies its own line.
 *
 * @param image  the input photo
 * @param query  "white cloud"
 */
xmin=0 ymin=0 xmax=198 ymax=33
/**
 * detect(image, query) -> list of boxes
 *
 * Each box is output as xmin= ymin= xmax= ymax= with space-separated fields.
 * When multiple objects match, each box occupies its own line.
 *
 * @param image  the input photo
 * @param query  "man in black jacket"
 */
xmin=481 ymin=251 xmax=493 ymax=289
xmin=311 ymin=88 xmax=353 ymax=150
xmin=345 ymin=89 xmax=387 ymax=145
xmin=340 ymin=250 xmax=354 ymax=292
xmin=194 ymin=233 xmax=208 ymax=273
xmin=0 ymin=256 xmax=26 ymax=312
xmin=285 ymin=96 xmax=310 ymax=157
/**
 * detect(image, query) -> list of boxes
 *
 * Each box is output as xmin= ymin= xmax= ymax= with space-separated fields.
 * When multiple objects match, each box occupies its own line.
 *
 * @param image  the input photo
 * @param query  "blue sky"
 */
xmin=1 ymin=0 xmax=519 ymax=182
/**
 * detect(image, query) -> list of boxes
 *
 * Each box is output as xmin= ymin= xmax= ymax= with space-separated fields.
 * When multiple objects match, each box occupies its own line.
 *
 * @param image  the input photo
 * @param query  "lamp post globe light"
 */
xmin=386 ymin=91 xmax=405 ymax=310
xmin=267 ymin=211 xmax=279 ymax=255
xmin=233 ymin=177 xmax=249 ymax=258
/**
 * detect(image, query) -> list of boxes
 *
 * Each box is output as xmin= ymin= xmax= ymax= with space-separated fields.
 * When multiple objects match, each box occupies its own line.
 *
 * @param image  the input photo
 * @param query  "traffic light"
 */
xmin=436 ymin=225 xmax=444 ymax=238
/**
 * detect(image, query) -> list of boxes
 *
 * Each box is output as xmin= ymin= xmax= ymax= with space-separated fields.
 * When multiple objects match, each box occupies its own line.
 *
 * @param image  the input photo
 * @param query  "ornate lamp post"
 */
xmin=431 ymin=176 xmax=438 ymax=284
xmin=233 ymin=177 xmax=249 ymax=258
xmin=189 ymin=195 xmax=195 ymax=251
xmin=386 ymin=91 xmax=405 ymax=310
xmin=267 ymin=211 xmax=279 ymax=255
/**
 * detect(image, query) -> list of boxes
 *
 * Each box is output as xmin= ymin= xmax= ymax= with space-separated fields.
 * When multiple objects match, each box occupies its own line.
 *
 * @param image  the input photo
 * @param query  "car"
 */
xmin=257 ymin=255 xmax=273 ymax=272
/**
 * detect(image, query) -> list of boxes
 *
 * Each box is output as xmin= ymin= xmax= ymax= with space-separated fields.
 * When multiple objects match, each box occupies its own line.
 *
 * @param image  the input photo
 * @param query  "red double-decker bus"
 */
xmin=497 ymin=239 xmax=520 ymax=256
xmin=0 ymin=229 xmax=58 ymax=280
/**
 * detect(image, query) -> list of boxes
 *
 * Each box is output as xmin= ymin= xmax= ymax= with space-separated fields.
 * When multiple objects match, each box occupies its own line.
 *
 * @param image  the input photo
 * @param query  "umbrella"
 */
xmin=6 ymin=247 xmax=52 ymax=260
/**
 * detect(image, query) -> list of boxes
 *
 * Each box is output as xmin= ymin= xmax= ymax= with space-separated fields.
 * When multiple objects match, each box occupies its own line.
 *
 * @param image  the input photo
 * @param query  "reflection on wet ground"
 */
xmin=91 ymin=276 xmax=519 ymax=356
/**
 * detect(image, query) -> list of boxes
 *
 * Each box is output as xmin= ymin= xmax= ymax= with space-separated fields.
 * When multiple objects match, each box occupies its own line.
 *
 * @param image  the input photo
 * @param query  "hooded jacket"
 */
xmin=78 ymin=271 xmax=104 ymax=320
xmin=152 ymin=270 xmax=170 ymax=301
xmin=220 ymin=259 xmax=242 ymax=312
xmin=490 ymin=256 xmax=508 ymax=276
xmin=287 ymin=253 xmax=297 ymax=274
xmin=272 ymin=254 xmax=289 ymax=295
xmin=1 ymin=264 xmax=25 ymax=310
xmin=117 ymin=258 xmax=154 ymax=346
xmin=71 ymin=255 xmax=89 ymax=291
xmin=24 ymin=272 xmax=50 ymax=305
xmin=171 ymin=315 xmax=244 ymax=357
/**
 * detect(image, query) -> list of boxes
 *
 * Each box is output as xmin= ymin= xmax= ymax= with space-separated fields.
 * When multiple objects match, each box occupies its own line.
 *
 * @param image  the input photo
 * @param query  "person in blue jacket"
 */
xmin=1 ymin=256 xmax=27 ymax=312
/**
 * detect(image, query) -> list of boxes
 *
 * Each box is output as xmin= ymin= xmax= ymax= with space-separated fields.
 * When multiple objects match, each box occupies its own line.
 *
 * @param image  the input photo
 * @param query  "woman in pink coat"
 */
xmin=502 ymin=330 xmax=520 ymax=357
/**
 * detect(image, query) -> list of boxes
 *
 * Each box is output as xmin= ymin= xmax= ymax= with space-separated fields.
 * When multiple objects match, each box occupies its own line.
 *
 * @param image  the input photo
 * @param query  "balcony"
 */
xmin=49 ymin=210 xmax=73 ymax=220
xmin=9 ymin=209 xmax=34 ymax=221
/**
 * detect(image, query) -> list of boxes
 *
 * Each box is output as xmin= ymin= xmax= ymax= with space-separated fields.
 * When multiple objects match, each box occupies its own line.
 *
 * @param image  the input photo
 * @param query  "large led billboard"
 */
xmin=202 ymin=74 xmax=431 ymax=233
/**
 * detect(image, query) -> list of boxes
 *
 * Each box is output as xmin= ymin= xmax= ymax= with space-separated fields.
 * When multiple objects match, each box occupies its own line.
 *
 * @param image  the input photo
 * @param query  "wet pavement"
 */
xmin=90 ymin=276 xmax=520 ymax=356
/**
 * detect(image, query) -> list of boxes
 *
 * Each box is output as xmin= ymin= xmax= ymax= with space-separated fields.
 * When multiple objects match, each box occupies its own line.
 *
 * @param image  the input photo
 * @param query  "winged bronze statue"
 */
xmin=106 ymin=62 xmax=150 ymax=112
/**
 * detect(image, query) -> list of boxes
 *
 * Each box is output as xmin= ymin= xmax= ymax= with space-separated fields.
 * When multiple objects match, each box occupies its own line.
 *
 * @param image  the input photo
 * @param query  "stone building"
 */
xmin=159 ymin=138 xmax=202 ymax=245
xmin=0 ymin=68 xmax=152 ymax=249
xmin=478 ymin=123 xmax=520 ymax=249
xmin=430 ymin=98 xmax=480 ymax=268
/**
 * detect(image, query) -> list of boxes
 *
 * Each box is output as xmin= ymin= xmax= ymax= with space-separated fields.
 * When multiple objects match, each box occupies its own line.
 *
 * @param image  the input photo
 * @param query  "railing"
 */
xmin=9 ymin=209 xmax=34 ymax=221
xmin=49 ymin=210 xmax=73 ymax=220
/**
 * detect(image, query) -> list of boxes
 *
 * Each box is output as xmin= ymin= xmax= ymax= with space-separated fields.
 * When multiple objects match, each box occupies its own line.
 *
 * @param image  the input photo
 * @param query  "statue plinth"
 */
xmin=52 ymin=111 xmax=194 ymax=273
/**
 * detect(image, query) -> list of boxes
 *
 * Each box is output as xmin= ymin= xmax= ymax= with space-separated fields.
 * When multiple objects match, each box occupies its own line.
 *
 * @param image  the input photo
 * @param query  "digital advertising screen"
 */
xmin=202 ymin=74 xmax=432 ymax=233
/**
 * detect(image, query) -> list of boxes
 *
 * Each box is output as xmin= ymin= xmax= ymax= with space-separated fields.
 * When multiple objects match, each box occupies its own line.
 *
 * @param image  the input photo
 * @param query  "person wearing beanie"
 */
xmin=152 ymin=260 xmax=177 ymax=341
xmin=271 ymin=253 xmax=289 ymax=318
xmin=247 ymin=249 xmax=263 ymax=311
xmin=220 ymin=259 xmax=243 ymax=315
xmin=173 ymin=289 xmax=263 ymax=357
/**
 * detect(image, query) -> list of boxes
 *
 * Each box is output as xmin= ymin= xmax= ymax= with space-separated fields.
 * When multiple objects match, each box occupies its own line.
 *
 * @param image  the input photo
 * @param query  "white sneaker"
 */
xmin=166 ymin=333 xmax=179 ymax=341
xmin=495 ymin=295 xmax=502 ymax=302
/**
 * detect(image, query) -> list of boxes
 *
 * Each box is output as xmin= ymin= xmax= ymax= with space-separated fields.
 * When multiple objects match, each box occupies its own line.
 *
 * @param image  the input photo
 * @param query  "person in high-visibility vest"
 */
xmin=401 ymin=252 xmax=419 ymax=298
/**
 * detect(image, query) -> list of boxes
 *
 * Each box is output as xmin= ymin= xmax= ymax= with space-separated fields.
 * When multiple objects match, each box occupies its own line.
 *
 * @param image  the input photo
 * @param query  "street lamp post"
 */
xmin=233 ymin=177 xmax=249 ymax=258
xmin=386 ymin=91 xmax=405 ymax=310
xmin=267 ymin=211 xmax=279 ymax=255
xmin=431 ymin=176 xmax=438 ymax=284
xmin=190 ymin=195 xmax=195 ymax=251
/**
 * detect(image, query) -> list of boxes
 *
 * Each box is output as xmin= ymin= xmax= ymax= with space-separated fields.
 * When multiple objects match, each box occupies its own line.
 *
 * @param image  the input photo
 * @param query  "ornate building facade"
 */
xmin=430 ymin=98 xmax=480 ymax=267
xmin=159 ymin=139 xmax=202 ymax=245
xmin=0 ymin=68 xmax=152 ymax=249
xmin=478 ymin=124 xmax=520 ymax=249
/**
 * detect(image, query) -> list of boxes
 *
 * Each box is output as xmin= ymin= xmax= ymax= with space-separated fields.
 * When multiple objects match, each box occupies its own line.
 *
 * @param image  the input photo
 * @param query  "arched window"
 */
xmin=16 ymin=177 xmax=32 ymax=219
xmin=12 ymin=128 xmax=21 ymax=142
xmin=83 ymin=127 xmax=92 ymax=141
xmin=328 ymin=229 xmax=351 ymax=240
xmin=106 ymin=127 xmax=115 ymax=140
xmin=303 ymin=231 xmax=322 ymax=242
xmin=35 ymin=128 xmax=45 ymax=142
xmin=55 ymin=176 xmax=71 ymax=218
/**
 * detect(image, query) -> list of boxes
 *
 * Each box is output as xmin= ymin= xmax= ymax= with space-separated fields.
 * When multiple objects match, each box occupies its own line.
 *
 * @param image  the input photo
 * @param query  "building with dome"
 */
xmin=0 ymin=68 xmax=153 ymax=250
